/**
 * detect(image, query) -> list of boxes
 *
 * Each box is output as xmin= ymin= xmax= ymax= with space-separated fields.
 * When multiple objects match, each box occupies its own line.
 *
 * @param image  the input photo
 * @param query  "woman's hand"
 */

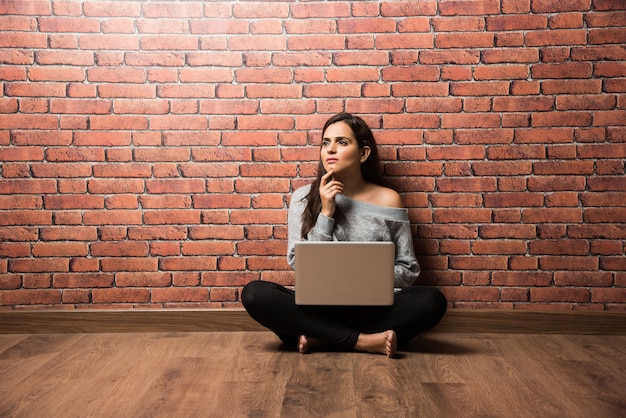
xmin=319 ymin=169 xmax=343 ymax=218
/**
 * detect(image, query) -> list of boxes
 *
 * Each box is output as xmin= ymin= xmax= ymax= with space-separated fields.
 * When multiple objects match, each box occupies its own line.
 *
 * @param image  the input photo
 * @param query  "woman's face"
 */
xmin=320 ymin=121 xmax=369 ymax=177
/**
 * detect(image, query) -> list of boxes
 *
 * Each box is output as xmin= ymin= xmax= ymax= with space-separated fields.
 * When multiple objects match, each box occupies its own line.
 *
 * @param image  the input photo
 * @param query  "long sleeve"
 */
xmin=390 ymin=219 xmax=421 ymax=287
xmin=287 ymin=184 xmax=334 ymax=269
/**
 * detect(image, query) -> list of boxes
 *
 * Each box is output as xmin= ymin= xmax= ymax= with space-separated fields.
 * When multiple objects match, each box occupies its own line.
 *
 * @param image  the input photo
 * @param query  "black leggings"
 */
xmin=241 ymin=280 xmax=447 ymax=349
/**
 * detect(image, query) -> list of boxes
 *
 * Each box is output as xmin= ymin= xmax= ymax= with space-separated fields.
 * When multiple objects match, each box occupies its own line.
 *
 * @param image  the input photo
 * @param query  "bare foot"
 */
xmin=298 ymin=335 xmax=309 ymax=353
xmin=355 ymin=330 xmax=397 ymax=357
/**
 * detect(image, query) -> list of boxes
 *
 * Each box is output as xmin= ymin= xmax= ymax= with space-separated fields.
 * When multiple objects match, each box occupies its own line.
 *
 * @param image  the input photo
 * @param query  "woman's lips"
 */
xmin=326 ymin=158 xmax=338 ymax=164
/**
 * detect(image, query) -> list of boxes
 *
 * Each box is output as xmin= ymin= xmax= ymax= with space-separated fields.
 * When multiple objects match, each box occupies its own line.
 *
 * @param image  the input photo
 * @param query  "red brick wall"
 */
xmin=1 ymin=0 xmax=625 ymax=311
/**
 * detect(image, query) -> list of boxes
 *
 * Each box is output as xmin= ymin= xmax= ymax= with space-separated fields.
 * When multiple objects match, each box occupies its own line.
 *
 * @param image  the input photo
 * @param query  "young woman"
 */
xmin=242 ymin=113 xmax=447 ymax=357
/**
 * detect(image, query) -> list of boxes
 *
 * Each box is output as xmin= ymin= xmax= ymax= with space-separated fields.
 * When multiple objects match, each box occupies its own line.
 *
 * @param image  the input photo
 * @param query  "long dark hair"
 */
xmin=300 ymin=113 xmax=383 ymax=238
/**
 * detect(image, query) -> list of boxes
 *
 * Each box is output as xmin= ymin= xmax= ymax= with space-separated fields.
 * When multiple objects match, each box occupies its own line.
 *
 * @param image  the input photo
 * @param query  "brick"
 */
xmin=591 ymin=240 xmax=623 ymax=256
xmin=159 ymin=257 xmax=217 ymax=272
xmin=181 ymin=241 xmax=235 ymax=256
xmin=150 ymin=115 xmax=208 ymax=131
xmin=20 ymin=274 xmax=53 ymax=289
xmin=38 ymin=17 xmax=100 ymax=33
xmin=592 ymin=288 xmax=626 ymax=304
xmin=509 ymin=254 xmax=539 ymax=270
xmin=420 ymin=50 xmax=480 ymax=65
xmin=486 ymin=15 xmax=547 ymax=31
xmin=283 ymin=19 xmax=336 ymax=34
xmin=439 ymin=240 xmax=470 ymax=255
xmin=474 ymin=65 xmax=528 ymax=80
xmin=0 ymin=179 xmax=56 ymax=194
xmin=439 ymin=0 xmax=500 ymax=16
xmin=0 ymin=226 xmax=39 ymax=242
xmin=172 ymin=272 xmax=201 ymax=287
xmin=193 ymin=194 xmax=250 ymax=209
xmin=493 ymin=97 xmax=553 ymax=112
xmin=6 ymin=82 xmax=66 ymax=98
xmin=577 ymin=142 xmax=626 ymax=159
xmin=407 ymin=98 xmax=462 ymax=113
xmin=473 ymin=161 xmax=532 ymax=176
xmin=584 ymin=208 xmax=626 ymax=223
xmin=50 ymin=99 xmax=112 ymax=115
xmin=529 ymin=239 xmax=590 ymax=255
xmin=479 ymin=224 xmax=537 ymax=239
xmin=381 ymin=1 xmax=437 ymax=16
xmin=594 ymin=62 xmax=626 ymax=77
xmin=144 ymin=209 xmax=201 ymax=225
xmin=594 ymin=161 xmax=625 ymax=175
xmin=532 ymin=111 xmax=592 ymax=127
xmin=0 ymin=146 xmax=44 ymax=162
xmin=397 ymin=17 xmax=431 ymax=33
xmin=125 ymin=52 xmax=185 ymax=67
xmin=434 ymin=208 xmax=491 ymax=223
xmin=450 ymin=256 xmax=508 ymax=271
xmin=540 ymin=47 xmax=571 ymax=62
xmin=92 ymin=288 xmax=150 ymax=304
xmin=541 ymin=79 xmax=602 ymax=94
xmin=585 ymin=11 xmax=626 ymax=27
xmin=0 ymin=289 xmax=61 ymax=306
xmin=526 ymin=30 xmax=587 ymax=46
xmin=522 ymin=208 xmax=583 ymax=223
xmin=375 ymin=34 xmax=433 ymax=49
xmin=531 ymin=62 xmax=593 ymax=79
xmin=589 ymin=28 xmax=626 ymax=44
xmin=450 ymin=81 xmax=509 ymax=96
xmin=427 ymin=145 xmax=484 ymax=160
xmin=533 ymin=161 xmax=594 ymax=175
xmin=428 ymin=63 xmax=475 ymax=82
xmin=533 ymin=0 xmax=591 ymax=12
xmin=432 ymin=17 xmax=485 ymax=32
xmin=484 ymin=192 xmax=544 ymax=207
xmin=12 ymin=131 xmax=72 ymax=147
xmin=290 ymin=2 xmax=350 ymax=18
xmin=338 ymin=18 xmax=396 ymax=33
xmin=600 ymin=257 xmax=626 ymax=271
xmin=0 ymin=33 xmax=48 ymax=48
xmin=556 ymin=95 xmax=616 ymax=110
xmin=101 ymin=256 xmax=158 ymax=272
xmin=580 ymin=192 xmax=626 ymax=207
xmin=549 ymin=13 xmax=584 ymax=29
xmin=83 ymin=210 xmax=142 ymax=225
xmin=436 ymin=178 xmax=497 ymax=192
xmin=472 ymin=240 xmax=526 ymax=254
xmin=0 ymin=242 xmax=30 ymax=258
xmin=493 ymin=272 xmax=553 ymax=286
xmin=531 ymin=288 xmax=590 ymax=303
xmin=593 ymin=110 xmax=626 ymax=125
xmin=495 ymin=32 xmax=525 ymax=47
xmin=546 ymin=192 xmax=578 ymax=210
xmin=52 ymin=273 xmax=113 ymax=291
xmin=9 ymin=258 xmax=68 ymax=273
xmin=28 ymin=66 xmax=85 ymax=82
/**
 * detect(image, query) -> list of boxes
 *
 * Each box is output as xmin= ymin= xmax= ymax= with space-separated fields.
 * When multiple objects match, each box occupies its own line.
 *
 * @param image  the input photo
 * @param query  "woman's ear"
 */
xmin=360 ymin=146 xmax=371 ymax=163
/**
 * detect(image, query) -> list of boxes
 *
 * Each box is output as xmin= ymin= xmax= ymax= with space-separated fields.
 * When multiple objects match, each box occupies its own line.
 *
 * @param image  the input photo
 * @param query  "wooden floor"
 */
xmin=1 ymin=332 xmax=625 ymax=418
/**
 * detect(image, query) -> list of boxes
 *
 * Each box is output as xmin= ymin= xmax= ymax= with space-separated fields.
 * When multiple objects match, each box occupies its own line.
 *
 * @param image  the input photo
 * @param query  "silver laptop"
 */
xmin=295 ymin=241 xmax=395 ymax=306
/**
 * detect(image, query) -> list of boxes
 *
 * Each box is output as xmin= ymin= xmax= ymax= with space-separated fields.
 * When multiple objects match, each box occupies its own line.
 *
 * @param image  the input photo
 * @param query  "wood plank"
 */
xmin=0 ymin=309 xmax=265 ymax=334
xmin=281 ymin=352 xmax=358 ymax=417
xmin=1 ymin=309 xmax=625 ymax=335
xmin=1 ymin=332 xmax=625 ymax=417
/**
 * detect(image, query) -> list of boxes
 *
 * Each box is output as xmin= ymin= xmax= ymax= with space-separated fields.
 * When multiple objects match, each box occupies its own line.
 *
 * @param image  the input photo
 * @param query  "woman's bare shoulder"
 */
xmin=371 ymin=185 xmax=405 ymax=209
